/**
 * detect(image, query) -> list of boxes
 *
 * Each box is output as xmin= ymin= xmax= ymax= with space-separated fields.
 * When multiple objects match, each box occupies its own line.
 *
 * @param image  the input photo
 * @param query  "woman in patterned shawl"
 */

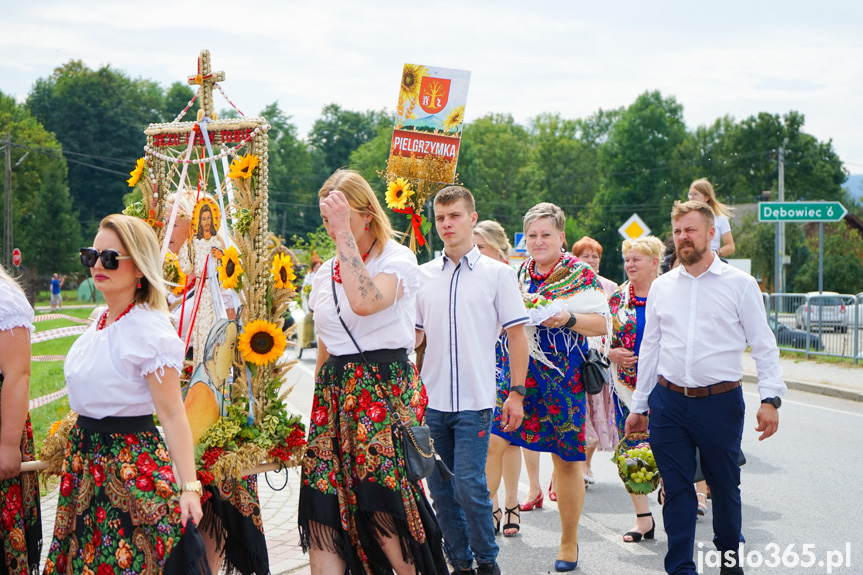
xmin=607 ymin=235 xmax=664 ymax=543
xmin=491 ymin=203 xmax=609 ymax=572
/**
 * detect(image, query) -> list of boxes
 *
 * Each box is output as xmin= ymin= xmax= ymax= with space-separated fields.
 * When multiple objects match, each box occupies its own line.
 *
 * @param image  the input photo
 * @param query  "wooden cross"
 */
xmin=187 ymin=50 xmax=225 ymax=121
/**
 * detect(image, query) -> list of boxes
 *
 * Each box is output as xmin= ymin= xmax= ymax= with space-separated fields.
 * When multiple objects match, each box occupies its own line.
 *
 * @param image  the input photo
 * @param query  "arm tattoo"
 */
xmin=339 ymin=232 xmax=385 ymax=302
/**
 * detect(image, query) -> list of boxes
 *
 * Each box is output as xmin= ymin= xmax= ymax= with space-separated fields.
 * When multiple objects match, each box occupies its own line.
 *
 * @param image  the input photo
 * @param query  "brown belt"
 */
xmin=658 ymin=375 xmax=741 ymax=398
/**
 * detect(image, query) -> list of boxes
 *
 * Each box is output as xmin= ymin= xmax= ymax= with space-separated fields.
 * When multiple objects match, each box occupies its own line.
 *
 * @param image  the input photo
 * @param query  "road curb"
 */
xmin=743 ymin=374 xmax=863 ymax=403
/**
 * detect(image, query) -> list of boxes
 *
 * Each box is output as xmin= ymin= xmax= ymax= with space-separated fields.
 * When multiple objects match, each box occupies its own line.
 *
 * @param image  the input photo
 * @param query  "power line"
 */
xmin=10 ymin=142 xmax=129 ymax=176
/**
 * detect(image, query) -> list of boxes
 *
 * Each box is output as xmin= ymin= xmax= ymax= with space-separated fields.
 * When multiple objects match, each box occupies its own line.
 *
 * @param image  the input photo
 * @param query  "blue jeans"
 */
xmin=649 ymin=383 xmax=746 ymax=575
xmin=426 ymin=408 xmax=498 ymax=570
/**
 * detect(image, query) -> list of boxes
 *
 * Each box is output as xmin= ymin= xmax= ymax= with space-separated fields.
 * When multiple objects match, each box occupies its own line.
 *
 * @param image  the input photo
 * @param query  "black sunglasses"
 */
xmin=79 ymin=248 xmax=132 ymax=270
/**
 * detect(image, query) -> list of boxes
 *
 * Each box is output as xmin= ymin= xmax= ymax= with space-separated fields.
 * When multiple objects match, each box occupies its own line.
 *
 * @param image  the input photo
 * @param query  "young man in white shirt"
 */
xmin=626 ymin=201 xmax=785 ymax=575
xmin=415 ymin=186 xmax=529 ymax=575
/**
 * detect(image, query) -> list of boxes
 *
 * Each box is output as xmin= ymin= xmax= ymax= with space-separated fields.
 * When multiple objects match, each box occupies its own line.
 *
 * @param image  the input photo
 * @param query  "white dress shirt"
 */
xmin=631 ymin=256 xmax=785 ymax=414
xmin=310 ymin=240 xmax=419 ymax=356
xmin=65 ymin=305 xmax=185 ymax=418
xmin=416 ymin=247 xmax=529 ymax=412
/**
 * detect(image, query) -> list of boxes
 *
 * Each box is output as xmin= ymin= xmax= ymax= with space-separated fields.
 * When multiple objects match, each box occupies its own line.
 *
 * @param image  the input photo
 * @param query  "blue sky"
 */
xmin=2 ymin=0 xmax=862 ymax=175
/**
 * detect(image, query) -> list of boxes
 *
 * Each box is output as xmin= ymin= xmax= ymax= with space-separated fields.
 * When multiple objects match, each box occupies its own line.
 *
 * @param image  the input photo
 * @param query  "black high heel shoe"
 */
xmin=622 ymin=512 xmax=655 ymax=543
xmin=503 ymin=505 xmax=520 ymax=537
xmin=492 ymin=507 xmax=502 ymax=535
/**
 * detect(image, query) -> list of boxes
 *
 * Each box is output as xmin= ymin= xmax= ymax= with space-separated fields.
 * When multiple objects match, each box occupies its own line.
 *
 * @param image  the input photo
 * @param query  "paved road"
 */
xmin=282 ymin=346 xmax=861 ymax=574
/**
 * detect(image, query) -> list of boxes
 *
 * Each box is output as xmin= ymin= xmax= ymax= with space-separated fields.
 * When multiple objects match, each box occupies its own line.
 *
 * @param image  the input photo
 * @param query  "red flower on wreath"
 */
xmin=96 ymin=506 xmax=106 ymax=523
xmin=313 ymin=406 xmax=328 ymax=427
xmin=136 ymin=475 xmax=154 ymax=492
xmin=367 ymin=402 xmax=387 ymax=423
xmin=358 ymin=389 xmax=372 ymax=411
xmin=60 ymin=473 xmax=74 ymax=497
xmin=137 ymin=452 xmax=157 ymax=475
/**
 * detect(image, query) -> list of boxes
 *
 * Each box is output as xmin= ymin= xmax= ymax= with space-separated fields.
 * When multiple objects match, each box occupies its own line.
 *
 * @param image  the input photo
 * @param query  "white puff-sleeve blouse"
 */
xmin=0 ymin=281 xmax=34 ymax=377
xmin=65 ymin=305 xmax=185 ymax=419
xmin=310 ymin=240 xmax=419 ymax=356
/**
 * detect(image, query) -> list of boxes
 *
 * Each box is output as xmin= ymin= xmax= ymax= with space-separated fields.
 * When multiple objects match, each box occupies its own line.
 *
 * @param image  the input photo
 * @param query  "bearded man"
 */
xmin=625 ymin=200 xmax=786 ymax=575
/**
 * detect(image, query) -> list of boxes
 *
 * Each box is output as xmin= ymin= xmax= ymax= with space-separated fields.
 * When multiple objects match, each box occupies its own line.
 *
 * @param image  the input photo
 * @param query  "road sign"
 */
xmin=513 ymin=232 xmax=526 ymax=253
xmin=758 ymin=201 xmax=847 ymax=222
xmin=618 ymin=214 xmax=650 ymax=240
xmin=11 ymin=247 xmax=21 ymax=267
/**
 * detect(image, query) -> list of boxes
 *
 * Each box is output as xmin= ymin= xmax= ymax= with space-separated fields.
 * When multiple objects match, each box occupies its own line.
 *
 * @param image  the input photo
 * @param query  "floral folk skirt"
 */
xmin=43 ymin=415 xmax=186 ymax=575
xmin=492 ymin=330 xmax=588 ymax=462
xmin=0 ymin=376 xmax=41 ymax=575
xmin=298 ymin=349 xmax=447 ymax=575
xmin=199 ymin=476 xmax=268 ymax=575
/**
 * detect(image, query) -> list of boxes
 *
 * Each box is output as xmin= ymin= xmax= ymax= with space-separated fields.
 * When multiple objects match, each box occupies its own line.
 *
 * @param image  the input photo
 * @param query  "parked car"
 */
xmin=767 ymin=317 xmax=824 ymax=351
xmin=794 ymin=292 xmax=849 ymax=333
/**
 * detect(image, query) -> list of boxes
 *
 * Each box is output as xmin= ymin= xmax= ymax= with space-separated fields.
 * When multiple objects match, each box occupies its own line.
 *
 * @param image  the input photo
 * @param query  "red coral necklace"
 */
xmin=528 ymin=253 xmax=563 ymax=283
xmin=333 ymin=239 xmax=377 ymax=284
xmin=97 ymin=301 xmax=135 ymax=330
xmin=629 ymin=282 xmax=647 ymax=307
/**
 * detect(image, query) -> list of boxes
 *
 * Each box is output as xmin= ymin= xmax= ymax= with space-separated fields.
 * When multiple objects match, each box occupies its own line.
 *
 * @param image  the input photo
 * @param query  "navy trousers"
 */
xmin=648 ymin=383 xmax=746 ymax=575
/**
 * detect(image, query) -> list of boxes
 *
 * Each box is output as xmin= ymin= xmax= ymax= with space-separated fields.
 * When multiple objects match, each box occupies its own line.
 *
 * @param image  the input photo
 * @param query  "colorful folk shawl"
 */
xmin=517 ymin=254 xmax=610 ymax=373
xmin=608 ymin=280 xmax=640 ymax=406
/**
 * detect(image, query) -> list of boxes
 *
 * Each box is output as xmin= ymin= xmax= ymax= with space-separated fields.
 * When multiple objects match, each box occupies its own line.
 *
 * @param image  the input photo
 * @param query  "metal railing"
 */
xmin=763 ymin=292 xmax=861 ymax=364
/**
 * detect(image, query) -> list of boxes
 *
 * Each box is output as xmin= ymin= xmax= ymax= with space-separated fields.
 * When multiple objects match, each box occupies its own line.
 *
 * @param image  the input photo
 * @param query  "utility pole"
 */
xmin=775 ymin=138 xmax=789 ymax=293
xmin=3 ymin=133 xmax=12 ymax=270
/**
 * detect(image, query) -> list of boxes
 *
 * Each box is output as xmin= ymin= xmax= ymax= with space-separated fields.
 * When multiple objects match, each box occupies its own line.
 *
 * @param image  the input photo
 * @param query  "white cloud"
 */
xmin=2 ymin=0 xmax=862 ymax=171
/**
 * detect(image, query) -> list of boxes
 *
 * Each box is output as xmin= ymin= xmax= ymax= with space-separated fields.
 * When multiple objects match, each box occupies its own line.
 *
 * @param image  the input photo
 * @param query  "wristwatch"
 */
xmin=509 ymin=385 xmax=528 ymax=397
xmin=563 ymin=313 xmax=577 ymax=329
xmin=181 ymin=480 xmax=203 ymax=496
xmin=761 ymin=397 xmax=782 ymax=409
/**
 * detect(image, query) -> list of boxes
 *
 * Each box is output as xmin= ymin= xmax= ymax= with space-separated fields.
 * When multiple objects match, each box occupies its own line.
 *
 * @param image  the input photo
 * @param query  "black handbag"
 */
xmin=577 ymin=346 xmax=611 ymax=395
xmin=330 ymin=273 xmax=453 ymax=483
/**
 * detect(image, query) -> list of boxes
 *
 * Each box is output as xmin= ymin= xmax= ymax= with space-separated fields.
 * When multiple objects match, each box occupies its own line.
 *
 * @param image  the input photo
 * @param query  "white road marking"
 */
xmin=742 ymin=390 xmax=863 ymax=418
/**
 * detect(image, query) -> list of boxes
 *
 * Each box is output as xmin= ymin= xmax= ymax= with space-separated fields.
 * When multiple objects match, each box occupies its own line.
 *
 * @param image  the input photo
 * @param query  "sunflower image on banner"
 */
xmin=387 ymin=63 xmax=471 ymax=251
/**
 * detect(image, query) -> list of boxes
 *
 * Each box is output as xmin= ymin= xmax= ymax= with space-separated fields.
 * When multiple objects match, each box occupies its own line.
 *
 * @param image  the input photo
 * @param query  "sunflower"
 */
xmin=127 ymin=158 xmax=146 ymax=187
xmin=442 ymin=105 xmax=466 ymax=133
xmin=238 ymin=319 xmax=287 ymax=366
xmin=400 ymin=64 xmax=428 ymax=104
xmin=385 ymin=178 xmax=414 ymax=210
xmin=271 ymin=253 xmax=297 ymax=290
xmin=164 ymin=252 xmax=187 ymax=295
xmin=228 ymin=153 xmax=259 ymax=180
xmin=218 ymin=245 xmax=244 ymax=290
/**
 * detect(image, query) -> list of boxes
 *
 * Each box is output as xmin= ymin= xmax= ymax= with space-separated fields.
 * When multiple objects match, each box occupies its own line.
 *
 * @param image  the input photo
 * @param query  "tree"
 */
xmin=348 ymin=123 xmax=393 ymax=196
xmin=457 ymin=113 xmax=534 ymax=235
xmin=260 ymin=102 xmax=317 ymax=240
xmin=308 ymin=104 xmax=390 ymax=180
xmin=162 ymin=82 xmax=197 ymax=122
xmin=27 ymin=61 xmax=166 ymax=233
xmin=791 ymin=223 xmax=863 ymax=294
xmin=527 ymin=113 xmax=601 ymax=220
xmin=588 ymin=91 xmax=695 ymax=277
xmin=0 ymin=90 xmax=82 ymax=281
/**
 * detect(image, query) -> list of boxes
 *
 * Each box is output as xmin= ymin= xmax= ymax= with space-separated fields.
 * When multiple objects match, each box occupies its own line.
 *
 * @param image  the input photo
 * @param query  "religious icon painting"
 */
xmin=192 ymin=196 xmax=222 ymax=239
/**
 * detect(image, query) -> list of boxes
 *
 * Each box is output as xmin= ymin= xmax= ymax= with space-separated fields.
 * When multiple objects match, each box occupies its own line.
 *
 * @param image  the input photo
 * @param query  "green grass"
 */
xmin=34 ymin=289 xmax=82 ymax=306
xmin=29 ymin=307 xmax=95 ymax=453
xmin=779 ymin=349 xmax=863 ymax=367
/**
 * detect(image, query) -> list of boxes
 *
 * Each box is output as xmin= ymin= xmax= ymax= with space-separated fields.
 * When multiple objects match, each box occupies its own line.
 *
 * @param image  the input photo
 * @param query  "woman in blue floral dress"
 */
xmin=607 ymin=236 xmax=664 ymax=543
xmin=491 ymin=203 xmax=609 ymax=572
